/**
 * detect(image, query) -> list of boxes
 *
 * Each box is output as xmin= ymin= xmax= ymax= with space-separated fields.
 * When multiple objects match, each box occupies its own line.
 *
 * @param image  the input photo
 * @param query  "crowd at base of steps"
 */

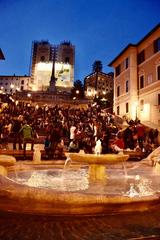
xmin=0 ymin=102 xmax=159 ymax=160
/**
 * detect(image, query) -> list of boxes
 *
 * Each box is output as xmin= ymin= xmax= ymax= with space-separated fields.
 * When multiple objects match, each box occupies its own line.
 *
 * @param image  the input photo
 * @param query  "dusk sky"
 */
xmin=0 ymin=0 xmax=160 ymax=82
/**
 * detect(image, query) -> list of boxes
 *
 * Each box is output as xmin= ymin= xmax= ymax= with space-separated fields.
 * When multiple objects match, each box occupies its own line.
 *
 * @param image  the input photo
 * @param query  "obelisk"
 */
xmin=49 ymin=47 xmax=56 ymax=92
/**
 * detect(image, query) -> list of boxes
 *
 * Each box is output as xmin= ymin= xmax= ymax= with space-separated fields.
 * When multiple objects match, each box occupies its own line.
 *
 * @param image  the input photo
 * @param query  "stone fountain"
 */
xmin=68 ymin=152 xmax=129 ymax=182
xmin=0 ymin=147 xmax=160 ymax=216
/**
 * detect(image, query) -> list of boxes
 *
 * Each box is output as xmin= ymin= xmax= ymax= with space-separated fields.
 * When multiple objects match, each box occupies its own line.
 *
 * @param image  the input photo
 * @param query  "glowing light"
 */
xmin=76 ymin=90 xmax=79 ymax=94
xmin=141 ymin=104 xmax=150 ymax=121
xmin=130 ymin=101 xmax=138 ymax=120
xmin=32 ymin=86 xmax=38 ymax=91
xmin=87 ymin=92 xmax=92 ymax=96
xmin=10 ymin=84 xmax=14 ymax=89
xmin=27 ymin=93 xmax=31 ymax=98
xmin=36 ymin=62 xmax=52 ymax=71
xmin=35 ymin=62 xmax=72 ymax=91
xmin=35 ymin=105 xmax=39 ymax=110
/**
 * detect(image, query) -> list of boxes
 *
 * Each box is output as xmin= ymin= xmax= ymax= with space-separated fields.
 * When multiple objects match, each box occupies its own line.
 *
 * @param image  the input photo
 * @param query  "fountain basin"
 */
xmin=0 ymin=155 xmax=16 ymax=166
xmin=69 ymin=153 xmax=129 ymax=164
xmin=0 ymin=174 xmax=160 ymax=216
xmin=69 ymin=153 xmax=129 ymax=182
xmin=0 ymin=162 xmax=160 ymax=216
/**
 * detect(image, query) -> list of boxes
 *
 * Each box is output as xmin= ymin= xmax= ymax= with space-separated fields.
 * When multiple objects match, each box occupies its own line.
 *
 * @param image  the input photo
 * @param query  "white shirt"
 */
xmin=70 ymin=126 xmax=76 ymax=140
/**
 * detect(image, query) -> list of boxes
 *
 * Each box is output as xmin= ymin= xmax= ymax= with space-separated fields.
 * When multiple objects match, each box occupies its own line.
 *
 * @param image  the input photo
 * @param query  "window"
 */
xmin=65 ymin=57 xmax=70 ymax=63
xmin=40 ymin=56 xmax=45 ymax=62
xmin=137 ymin=50 xmax=145 ymax=65
xmin=117 ymin=86 xmax=120 ymax=97
xmin=154 ymin=38 xmax=160 ymax=53
xmin=139 ymin=75 xmax=144 ymax=89
xmin=21 ymin=80 xmax=24 ymax=85
xmin=115 ymin=64 xmax=121 ymax=76
xmin=157 ymin=65 xmax=160 ymax=80
xmin=140 ymin=99 xmax=144 ymax=111
xmin=124 ymin=58 xmax=129 ymax=69
xmin=158 ymin=94 xmax=160 ymax=105
xmin=21 ymin=86 xmax=24 ymax=91
xmin=126 ymin=80 xmax=129 ymax=92
xmin=117 ymin=106 xmax=120 ymax=115
xmin=126 ymin=103 xmax=129 ymax=113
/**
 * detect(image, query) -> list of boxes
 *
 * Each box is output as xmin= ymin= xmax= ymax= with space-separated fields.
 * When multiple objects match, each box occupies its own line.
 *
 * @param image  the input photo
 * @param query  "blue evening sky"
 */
xmin=0 ymin=0 xmax=160 ymax=83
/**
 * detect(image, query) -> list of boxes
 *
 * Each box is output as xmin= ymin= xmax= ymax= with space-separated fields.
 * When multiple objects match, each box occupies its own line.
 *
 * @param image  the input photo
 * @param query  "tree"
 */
xmin=92 ymin=60 xmax=103 ymax=72
xmin=71 ymin=80 xmax=84 ymax=99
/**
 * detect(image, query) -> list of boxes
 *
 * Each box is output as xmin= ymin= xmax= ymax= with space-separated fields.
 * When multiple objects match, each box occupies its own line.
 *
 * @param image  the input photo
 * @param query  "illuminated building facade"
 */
xmin=84 ymin=71 xmax=113 ymax=98
xmin=0 ymin=75 xmax=30 ymax=94
xmin=30 ymin=40 xmax=75 ymax=92
xmin=108 ymin=24 xmax=160 ymax=128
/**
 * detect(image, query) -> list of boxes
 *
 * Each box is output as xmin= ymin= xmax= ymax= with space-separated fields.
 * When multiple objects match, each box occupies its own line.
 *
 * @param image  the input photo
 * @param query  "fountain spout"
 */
xmin=64 ymin=155 xmax=72 ymax=169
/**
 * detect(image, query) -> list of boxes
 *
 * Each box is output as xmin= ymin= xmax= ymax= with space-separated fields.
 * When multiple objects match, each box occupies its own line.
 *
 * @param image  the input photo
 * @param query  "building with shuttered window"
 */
xmin=108 ymin=23 xmax=160 ymax=129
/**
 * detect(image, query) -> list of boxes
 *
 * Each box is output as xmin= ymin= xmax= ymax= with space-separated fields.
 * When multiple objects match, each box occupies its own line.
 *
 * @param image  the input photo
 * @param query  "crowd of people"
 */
xmin=0 ymin=101 xmax=159 ymax=159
